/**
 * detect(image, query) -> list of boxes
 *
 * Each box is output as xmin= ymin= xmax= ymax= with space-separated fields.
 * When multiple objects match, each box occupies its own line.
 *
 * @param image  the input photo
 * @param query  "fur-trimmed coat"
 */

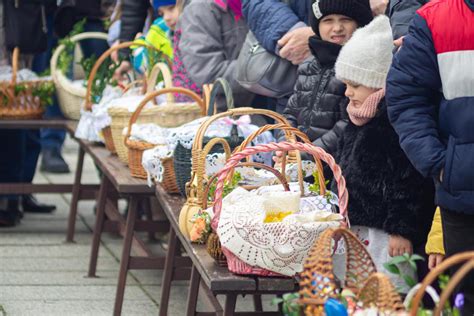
xmin=334 ymin=98 xmax=436 ymax=247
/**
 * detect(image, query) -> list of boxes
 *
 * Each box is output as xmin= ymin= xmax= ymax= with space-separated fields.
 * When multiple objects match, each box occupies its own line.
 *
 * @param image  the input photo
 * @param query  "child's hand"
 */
xmin=388 ymin=235 xmax=413 ymax=257
xmin=428 ymin=254 xmax=444 ymax=270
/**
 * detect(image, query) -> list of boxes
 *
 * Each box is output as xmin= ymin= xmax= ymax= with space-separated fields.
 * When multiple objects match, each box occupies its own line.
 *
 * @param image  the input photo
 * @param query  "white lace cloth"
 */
xmin=129 ymin=123 xmax=169 ymax=144
xmin=0 ymin=66 xmax=47 ymax=82
xmin=215 ymin=186 xmax=341 ymax=276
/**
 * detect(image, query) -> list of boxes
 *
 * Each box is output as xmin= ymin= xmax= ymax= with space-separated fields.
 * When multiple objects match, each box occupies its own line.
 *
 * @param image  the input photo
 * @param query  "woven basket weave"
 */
xmin=0 ymin=48 xmax=50 ymax=119
xmin=50 ymin=32 xmax=108 ymax=120
xmin=299 ymin=228 xmax=376 ymax=315
xmin=358 ymin=273 xmax=405 ymax=312
xmin=125 ymin=87 xmax=205 ymax=188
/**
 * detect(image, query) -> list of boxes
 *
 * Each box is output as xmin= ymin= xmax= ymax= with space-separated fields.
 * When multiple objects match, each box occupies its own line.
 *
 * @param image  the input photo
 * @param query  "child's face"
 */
xmin=158 ymin=5 xmax=180 ymax=30
xmin=344 ymin=81 xmax=379 ymax=107
xmin=319 ymin=14 xmax=358 ymax=45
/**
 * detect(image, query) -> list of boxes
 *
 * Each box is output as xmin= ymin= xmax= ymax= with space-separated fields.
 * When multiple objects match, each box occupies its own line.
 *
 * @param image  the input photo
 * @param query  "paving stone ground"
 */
xmin=0 ymin=137 xmax=277 ymax=315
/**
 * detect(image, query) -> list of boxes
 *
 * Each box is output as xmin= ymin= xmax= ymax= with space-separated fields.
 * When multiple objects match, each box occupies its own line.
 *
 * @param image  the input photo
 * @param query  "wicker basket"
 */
xmin=50 ymin=32 xmax=109 ymax=120
xmin=83 ymin=42 xmax=171 ymax=162
xmin=0 ymin=48 xmax=51 ymax=119
xmin=358 ymin=273 xmax=405 ymax=312
xmin=410 ymin=251 xmax=474 ymax=316
xmin=102 ymin=126 xmax=116 ymax=153
xmin=211 ymin=141 xmax=348 ymax=277
xmin=174 ymin=78 xmax=242 ymax=196
xmin=125 ymin=87 xmax=205 ymax=185
xmin=299 ymin=228 xmax=376 ymax=315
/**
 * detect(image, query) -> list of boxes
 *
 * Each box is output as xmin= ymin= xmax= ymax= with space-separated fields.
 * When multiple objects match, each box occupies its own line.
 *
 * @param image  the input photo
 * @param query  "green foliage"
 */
xmin=383 ymin=253 xmax=424 ymax=292
xmin=32 ymin=81 xmax=55 ymax=106
xmin=56 ymin=19 xmax=86 ymax=74
xmin=208 ymin=172 xmax=242 ymax=202
xmin=271 ymin=293 xmax=301 ymax=316
xmin=308 ymin=170 xmax=332 ymax=201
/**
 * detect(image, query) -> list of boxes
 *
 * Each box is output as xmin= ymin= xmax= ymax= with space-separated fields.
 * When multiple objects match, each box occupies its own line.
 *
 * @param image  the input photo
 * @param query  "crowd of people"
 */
xmin=1 ymin=0 xmax=473 ymax=314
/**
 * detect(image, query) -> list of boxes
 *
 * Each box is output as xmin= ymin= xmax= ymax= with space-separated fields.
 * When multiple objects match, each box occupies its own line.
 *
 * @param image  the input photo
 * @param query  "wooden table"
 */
xmin=70 ymin=140 xmax=190 ymax=315
xmin=0 ymin=119 xmax=99 ymax=240
xmin=155 ymin=185 xmax=298 ymax=316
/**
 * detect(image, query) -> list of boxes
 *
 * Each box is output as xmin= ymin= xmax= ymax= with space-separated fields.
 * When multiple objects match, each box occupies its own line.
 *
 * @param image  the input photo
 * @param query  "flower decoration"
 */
xmin=189 ymin=211 xmax=211 ymax=244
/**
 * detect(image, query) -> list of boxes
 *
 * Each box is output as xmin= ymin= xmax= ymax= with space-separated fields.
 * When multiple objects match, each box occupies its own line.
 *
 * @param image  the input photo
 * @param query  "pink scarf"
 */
xmin=347 ymin=89 xmax=385 ymax=126
xmin=214 ymin=0 xmax=243 ymax=20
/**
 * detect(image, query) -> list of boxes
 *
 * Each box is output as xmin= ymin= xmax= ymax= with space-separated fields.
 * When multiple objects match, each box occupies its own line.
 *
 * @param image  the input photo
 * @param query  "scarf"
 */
xmin=214 ymin=0 xmax=242 ymax=21
xmin=347 ymin=89 xmax=385 ymax=126
xmin=308 ymin=35 xmax=342 ymax=66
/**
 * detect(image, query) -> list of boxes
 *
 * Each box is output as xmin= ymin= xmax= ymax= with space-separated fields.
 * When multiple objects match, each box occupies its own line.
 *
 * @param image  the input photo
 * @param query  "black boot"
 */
xmin=40 ymin=148 xmax=70 ymax=174
xmin=0 ymin=199 xmax=22 ymax=227
xmin=22 ymin=195 xmax=56 ymax=213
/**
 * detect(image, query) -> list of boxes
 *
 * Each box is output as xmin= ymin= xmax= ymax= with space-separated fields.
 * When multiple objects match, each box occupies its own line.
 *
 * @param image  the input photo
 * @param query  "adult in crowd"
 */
xmin=172 ymin=0 xmax=254 ymax=109
xmin=387 ymin=0 xmax=474 ymax=314
xmin=388 ymin=0 xmax=428 ymax=41
xmin=0 ymin=0 xmax=57 ymax=227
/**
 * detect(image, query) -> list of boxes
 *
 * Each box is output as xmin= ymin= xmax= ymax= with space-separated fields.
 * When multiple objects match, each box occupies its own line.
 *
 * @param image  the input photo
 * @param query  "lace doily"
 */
xmin=216 ymin=187 xmax=342 ymax=276
xmin=141 ymin=145 xmax=174 ymax=186
xmin=129 ymin=123 xmax=169 ymax=144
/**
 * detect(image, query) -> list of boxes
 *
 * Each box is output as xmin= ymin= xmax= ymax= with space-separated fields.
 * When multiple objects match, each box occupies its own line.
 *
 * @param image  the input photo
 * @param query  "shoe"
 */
xmin=22 ymin=195 xmax=56 ymax=213
xmin=0 ymin=200 xmax=22 ymax=227
xmin=40 ymin=148 xmax=70 ymax=174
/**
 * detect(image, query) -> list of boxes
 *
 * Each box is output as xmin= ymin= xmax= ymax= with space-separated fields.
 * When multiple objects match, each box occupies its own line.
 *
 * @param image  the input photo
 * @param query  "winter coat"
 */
xmin=335 ymin=98 xmax=436 ymax=247
xmin=242 ymin=0 xmax=310 ymax=53
xmin=119 ymin=0 xmax=152 ymax=42
xmin=172 ymin=0 xmax=254 ymax=109
xmin=283 ymin=40 xmax=348 ymax=156
xmin=388 ymin=0 xmax=428 ymax=39
xmin=387 ymin=0 xmax=474 ymax=214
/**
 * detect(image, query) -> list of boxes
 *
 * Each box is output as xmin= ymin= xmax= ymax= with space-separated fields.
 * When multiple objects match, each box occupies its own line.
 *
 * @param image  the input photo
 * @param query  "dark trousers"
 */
xmin=441 ymin=209 xmax=474 ymax=316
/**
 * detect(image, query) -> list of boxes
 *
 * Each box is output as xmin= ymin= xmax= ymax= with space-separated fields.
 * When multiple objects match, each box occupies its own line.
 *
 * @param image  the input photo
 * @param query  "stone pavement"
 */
xmin=0 ymin=137 xmax=277 ymax=315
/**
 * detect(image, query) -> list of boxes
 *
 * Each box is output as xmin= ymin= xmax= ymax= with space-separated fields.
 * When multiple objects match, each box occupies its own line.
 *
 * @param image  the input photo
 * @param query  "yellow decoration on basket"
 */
xmin=263 ymin=211 xmax=293 ymax=223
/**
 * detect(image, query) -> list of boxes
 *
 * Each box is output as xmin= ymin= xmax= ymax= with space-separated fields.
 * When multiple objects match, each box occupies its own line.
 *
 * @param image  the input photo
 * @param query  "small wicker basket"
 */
xmin=299 ymin=228 xmax=376 ymax=315
xmin=358 ymin=273 xmax=405 ymax=312
xmin=125 ymin=87 xmax=205 ymax=185
xmin=50 ymin=32 xmax=109 ymax=120
xmin=83 ymin=42 xmax=171 ymax=163
xmin=0 ymin=48 xmax=51 ymax=119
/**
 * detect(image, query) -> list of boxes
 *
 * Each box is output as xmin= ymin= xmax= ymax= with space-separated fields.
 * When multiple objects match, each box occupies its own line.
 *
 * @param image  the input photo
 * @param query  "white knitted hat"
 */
xmin=335 ymin=15 xmax=394 ymax=89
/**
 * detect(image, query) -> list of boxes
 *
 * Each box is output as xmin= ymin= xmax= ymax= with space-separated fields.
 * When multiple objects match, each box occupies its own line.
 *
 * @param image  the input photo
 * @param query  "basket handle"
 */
xmin=203 ymin=84 xmax=213 ymax=114
xmin=84 ymin=41 xmax=169 ymax=111
xmin=234 ymin=123 xmax=325 ymax=196
xmin=202 ymin=161 xmax=290 ymax=210
xmin=50 ymin=32 xmax=109 ymax=77
xmin=124 ymin=87 xmax=204 ymax=146
xmin=207 ymin=78 xmax=234 ymax=116
xmin=410 ymin=251 xmax=474 ymax=316
xmin=146 ymin=62 xmax=173 ymax=97
xmin=11 ymin=47 xmax=20 ymax=86
xmin=211 ymin=142 xmax=349 ymax=230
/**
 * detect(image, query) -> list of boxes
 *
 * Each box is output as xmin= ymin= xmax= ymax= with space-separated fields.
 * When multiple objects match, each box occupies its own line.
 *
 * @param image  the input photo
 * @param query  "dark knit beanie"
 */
xmin=309 ymin=0 xmax=373 ymax=37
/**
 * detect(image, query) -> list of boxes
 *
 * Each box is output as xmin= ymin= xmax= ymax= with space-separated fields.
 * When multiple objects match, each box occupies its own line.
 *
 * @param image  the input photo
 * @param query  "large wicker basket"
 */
xmin=0 ymin=48 xmax=51 ymax=119
xmin=50 ymin=32 xmax=109 ymax=120
xmin=299 ymin=228 xmax=376 ymax=315
xmin=410 ymin=251 xmax=474 ymax=316
xmin=125 ymin=87 xmax=205 ymax=189
xmin=83 ymin=42 xmax=170 ymax=163
xmin=178 ymin=107 xmax=296 ymax=240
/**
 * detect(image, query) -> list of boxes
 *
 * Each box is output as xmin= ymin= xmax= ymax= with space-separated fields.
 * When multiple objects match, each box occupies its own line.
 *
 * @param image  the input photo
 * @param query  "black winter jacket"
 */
xmin=334 ymin=98 xmax=436 ymax=247
xmin=119 ymin=0 xmax=151 ymax=42
xmin=283 ymin=39 xmax=348 ymax=156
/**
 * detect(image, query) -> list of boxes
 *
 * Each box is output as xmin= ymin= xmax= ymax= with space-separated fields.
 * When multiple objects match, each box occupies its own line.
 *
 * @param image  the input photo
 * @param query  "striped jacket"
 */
xmin=387 ymin=0 xmax=474 ymax=214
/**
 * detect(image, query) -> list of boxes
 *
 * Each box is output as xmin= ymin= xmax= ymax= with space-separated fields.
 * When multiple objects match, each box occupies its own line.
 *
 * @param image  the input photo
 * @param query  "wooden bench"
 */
xmin=70 ymin=140 xmax=191 ymax=315
xmin=154 ymin=184 xmax=298 ymax=316
xmin=0 ymin=119 xmax=99 ymax=240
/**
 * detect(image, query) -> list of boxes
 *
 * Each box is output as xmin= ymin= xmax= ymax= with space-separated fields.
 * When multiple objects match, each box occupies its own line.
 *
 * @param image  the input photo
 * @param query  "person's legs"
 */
xmin=80 ymin=19 xmax=109 ymax=59
xmin=441 ymin=209 xmax=474 ymax=316
xmin=0 ymin=129 xmax=24 ymax=226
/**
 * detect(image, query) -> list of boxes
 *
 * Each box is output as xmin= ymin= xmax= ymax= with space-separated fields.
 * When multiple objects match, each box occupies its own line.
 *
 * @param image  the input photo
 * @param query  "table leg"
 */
xmin=66 ymin=147 xmax=85 ymax=242
xmin=159 ymin=227 xmax=180 ymax=316
xmin=186 ymin=265 xmax=201 ymax=316
xmin=113 ymin=196 xmax=139 ymax=316
xmin=253 ymin=295 xmax=263 ymax=312
xmin=223 ymin=294 xmax=237 ymax=316
xmin=87 ymin=175 xmax=109 ymax=277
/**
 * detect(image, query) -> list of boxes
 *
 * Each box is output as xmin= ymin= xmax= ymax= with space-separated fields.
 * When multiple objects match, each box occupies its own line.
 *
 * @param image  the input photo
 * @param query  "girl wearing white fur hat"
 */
xmin=333 ymin=15 xmax=436 ymax=291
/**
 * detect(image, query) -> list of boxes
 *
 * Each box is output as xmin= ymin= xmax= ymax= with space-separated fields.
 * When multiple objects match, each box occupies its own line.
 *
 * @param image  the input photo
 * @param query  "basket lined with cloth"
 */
xmin=125 ymin=87 xmax=205 ymax=183
xmin=50 ymin=32 xmax=109 ymax=120
xmin=211 ymin=141 xmax=349 ymax=277
xmin=0 ymin=48 xmax=54 ymax=119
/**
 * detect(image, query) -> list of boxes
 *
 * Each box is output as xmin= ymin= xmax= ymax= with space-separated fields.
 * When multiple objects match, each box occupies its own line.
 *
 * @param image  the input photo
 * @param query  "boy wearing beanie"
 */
xmin=279 ymin=0 xmax=373 ymax=161
xmin=334 ymin=15 xmax=435 ymax=290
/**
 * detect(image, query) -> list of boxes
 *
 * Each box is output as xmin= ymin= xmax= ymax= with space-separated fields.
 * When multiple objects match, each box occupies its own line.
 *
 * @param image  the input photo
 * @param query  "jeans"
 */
xmin=441 ymin=209 xmax=474 ymax=316
xmin=80 ymin=20 xmax=109 ymax=59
